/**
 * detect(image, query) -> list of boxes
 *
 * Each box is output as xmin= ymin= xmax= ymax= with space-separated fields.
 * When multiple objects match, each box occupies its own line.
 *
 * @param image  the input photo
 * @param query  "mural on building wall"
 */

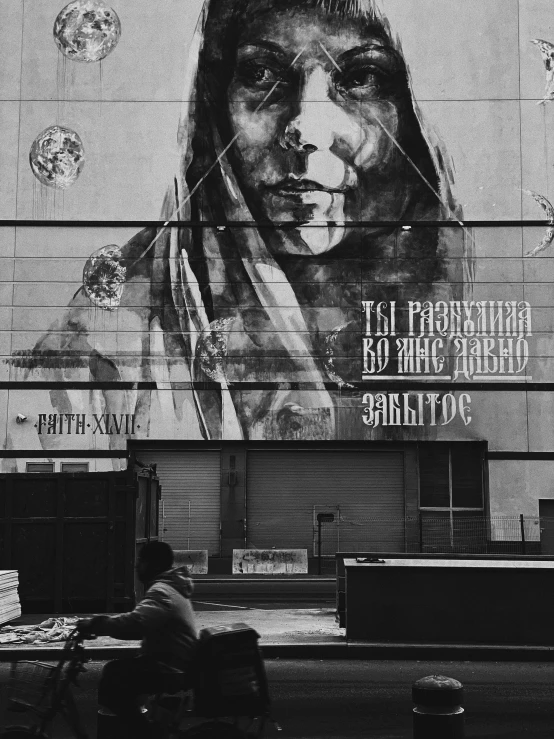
xmin=53 ymin=1 xmax=121 ymax=63
xmin=532 ymin=38 xmax=554 ymax=105
xmin=2 ymin=0 xmax=554 ymax=456
xmin=29 ymin=125 xmax=85 ymax=189
xmin=524 ymin=190 xmax=554 ymax=256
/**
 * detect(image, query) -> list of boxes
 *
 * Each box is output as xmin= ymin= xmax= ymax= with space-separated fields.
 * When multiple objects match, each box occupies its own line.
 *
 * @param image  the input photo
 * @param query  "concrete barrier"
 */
xmin=173 ymin=550 xmax=209 ymax=574
xmin=232 ymin=549 xmax=308 ymax=574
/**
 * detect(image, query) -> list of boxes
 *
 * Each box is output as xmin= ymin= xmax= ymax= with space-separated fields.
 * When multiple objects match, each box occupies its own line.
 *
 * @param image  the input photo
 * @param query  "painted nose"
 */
xmin=281 ymin=67 xmax=356 ymax=153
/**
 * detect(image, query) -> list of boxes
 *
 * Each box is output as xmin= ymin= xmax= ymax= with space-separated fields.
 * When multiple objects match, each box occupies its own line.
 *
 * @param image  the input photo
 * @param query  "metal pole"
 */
xmin=419 ymin=513 xmax=423 ymax=552
xmin=520 ymin=513 xmax=526 ymax=554
xmin=318 ymin=518 xmax=322 ymax=575
xmin=188 ymin=501 xmax=191 ymax=551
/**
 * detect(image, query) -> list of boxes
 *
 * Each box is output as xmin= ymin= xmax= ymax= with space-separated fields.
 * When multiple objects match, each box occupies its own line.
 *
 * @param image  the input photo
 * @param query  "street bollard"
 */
xmin=412 ymin=675 xmax=464 ymax=739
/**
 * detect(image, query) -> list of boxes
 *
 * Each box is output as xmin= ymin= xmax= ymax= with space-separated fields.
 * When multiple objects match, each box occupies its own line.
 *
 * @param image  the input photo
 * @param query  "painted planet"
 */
xmin=196 ymin=318 xmax=233 ymax=382
xmin=53 ymin=0 xmax=121 ymax=62
xmin=29 ymin=125 xmax=85 ymax=189
xmin=83 ymin=245 xmax=126 ymax=311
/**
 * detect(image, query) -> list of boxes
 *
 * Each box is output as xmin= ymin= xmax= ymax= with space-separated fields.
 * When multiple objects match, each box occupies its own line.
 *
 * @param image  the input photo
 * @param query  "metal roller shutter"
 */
xmin=140 ymin=451 xmax=221 ymax=555
xmin=247 ymin=451 xmax=405 ymax=553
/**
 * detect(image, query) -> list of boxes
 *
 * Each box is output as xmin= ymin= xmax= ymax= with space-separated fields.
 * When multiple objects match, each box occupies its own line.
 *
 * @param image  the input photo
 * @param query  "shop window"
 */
xmin=61 ymin=463 xmax=89 ymax=473
xmin=26 ymin=462 xmax=55 ymax=473
xmin=418 ymin=443 xmax=485 ymax=552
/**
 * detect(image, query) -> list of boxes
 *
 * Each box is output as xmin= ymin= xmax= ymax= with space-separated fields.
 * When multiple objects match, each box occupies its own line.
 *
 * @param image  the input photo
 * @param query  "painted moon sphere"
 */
xmin=29 ymin=125 xmax=85 ymax=189
xmin=53 ymin=0 xmax=121 ymax=63
xmin=83 ymin=245 xmax=126 ymax=311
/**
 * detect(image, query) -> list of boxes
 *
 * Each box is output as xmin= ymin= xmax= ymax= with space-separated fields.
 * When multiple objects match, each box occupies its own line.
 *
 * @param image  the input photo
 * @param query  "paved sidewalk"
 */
xmin=3 ymin=608 xmax=554 ymax=661
xmin=0 ymin=608 xmax=341 ymax=658
xmin=200 ymin=607 xmax=343 ymax=643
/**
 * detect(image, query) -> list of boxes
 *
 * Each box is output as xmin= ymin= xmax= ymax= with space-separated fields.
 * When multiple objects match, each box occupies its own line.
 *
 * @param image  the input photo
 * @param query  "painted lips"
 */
xmin=268 ymin=178 xmax=348 ymax=196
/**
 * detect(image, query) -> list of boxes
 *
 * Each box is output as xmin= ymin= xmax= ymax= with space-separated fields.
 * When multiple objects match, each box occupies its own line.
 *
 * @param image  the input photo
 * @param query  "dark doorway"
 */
xmin=539 ymin=500 xmax=554 ymax=554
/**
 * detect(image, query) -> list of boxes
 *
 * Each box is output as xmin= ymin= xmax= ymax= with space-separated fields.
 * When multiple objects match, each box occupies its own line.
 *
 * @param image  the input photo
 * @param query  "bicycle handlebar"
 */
xmin=68 ymin=628 xmax=85 ymax=643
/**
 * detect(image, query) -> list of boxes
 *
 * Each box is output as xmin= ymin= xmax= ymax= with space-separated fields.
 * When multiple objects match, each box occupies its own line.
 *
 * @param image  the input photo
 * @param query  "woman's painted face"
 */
xmin=227 ymin=7 xmax=407 ymax=255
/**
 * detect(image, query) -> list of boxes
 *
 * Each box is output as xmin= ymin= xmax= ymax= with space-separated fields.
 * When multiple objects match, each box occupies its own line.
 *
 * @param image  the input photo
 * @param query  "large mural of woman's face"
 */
xmin=10 ymin=0 xmax=477 ymax=449
xmin=226 ymin=4 xmax=410 ymax=254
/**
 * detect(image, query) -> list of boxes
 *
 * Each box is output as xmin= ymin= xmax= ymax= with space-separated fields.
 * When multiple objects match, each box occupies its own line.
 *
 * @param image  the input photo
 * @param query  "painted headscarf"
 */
xmin=152 ymin=0 xmax=474 ymax=440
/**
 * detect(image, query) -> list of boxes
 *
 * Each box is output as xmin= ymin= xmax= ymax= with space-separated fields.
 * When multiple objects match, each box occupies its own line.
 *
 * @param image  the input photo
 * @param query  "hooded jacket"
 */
xmin=92 ymin=566 xmax=198 ymax=671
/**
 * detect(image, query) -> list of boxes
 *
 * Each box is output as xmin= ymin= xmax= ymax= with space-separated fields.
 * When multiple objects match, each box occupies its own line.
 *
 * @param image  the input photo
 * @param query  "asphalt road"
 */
xmin=2 ymin=659 xmax=554 ymax=738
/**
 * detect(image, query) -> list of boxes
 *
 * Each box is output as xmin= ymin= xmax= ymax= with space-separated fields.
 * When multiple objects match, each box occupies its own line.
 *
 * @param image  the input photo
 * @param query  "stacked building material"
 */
xmin=0 ymin=571 xmax=21 ymax=626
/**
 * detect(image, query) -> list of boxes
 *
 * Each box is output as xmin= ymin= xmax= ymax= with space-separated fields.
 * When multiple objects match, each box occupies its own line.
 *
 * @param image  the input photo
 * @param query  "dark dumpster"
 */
xmin=0 ymin=468 xmax=160 ymax=614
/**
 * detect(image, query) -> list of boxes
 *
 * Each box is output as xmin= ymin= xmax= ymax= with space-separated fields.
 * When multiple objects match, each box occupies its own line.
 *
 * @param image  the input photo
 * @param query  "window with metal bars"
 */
xmin=418 ymin=443 xmax=486 ymax=552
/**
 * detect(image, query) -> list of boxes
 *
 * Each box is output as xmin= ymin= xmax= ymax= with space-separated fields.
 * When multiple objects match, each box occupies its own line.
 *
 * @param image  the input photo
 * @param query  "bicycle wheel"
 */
xmin=179 ymin=721 xmax=244 ymax=739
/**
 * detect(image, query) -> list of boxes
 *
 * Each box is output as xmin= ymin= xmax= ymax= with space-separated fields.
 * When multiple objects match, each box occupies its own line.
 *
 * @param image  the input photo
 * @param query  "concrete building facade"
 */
xmin=1 ymin=0 xmax=554 ymax=559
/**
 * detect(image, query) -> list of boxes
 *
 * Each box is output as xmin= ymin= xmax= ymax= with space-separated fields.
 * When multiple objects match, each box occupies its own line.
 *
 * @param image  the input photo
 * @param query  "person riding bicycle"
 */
xmin=78 ymin=541 xmax=198 ymax=739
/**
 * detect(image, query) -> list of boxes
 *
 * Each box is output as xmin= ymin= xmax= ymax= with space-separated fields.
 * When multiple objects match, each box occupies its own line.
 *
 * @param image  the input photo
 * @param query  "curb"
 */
xmin=194 ymin=577 xmax=336 ymax=581
xmin=263 ymin=642 xmax=554 ymax=661
xmin=4 ymin=641 xmax=554 ymax=662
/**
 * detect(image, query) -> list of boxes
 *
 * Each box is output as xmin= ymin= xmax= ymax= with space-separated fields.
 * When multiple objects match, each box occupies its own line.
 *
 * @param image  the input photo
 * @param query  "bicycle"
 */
xmin=1 ymin=626 xmax=277 ymax=739
xmin=1 ymin=630 xmax=89 ymax=739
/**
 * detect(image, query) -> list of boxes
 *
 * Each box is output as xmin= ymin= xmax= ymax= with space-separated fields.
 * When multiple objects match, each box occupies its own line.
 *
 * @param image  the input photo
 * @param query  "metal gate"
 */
xmin=140 ymin=451 xmax=221 ymax=555
xmin=247 ymin=450 xmax=406 ymax=552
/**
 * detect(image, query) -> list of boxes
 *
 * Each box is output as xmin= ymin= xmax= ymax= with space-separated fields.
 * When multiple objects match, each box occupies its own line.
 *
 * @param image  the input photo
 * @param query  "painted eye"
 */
xmin=334 ymin=64 xmax=392 ymax=101
xmin=241 ymin=62 xmax=280 ymax=87
xmin=253 ymin=66 xmax=274 ymax=82
xmin=339 ymin=66 xmax=383 ymax=90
